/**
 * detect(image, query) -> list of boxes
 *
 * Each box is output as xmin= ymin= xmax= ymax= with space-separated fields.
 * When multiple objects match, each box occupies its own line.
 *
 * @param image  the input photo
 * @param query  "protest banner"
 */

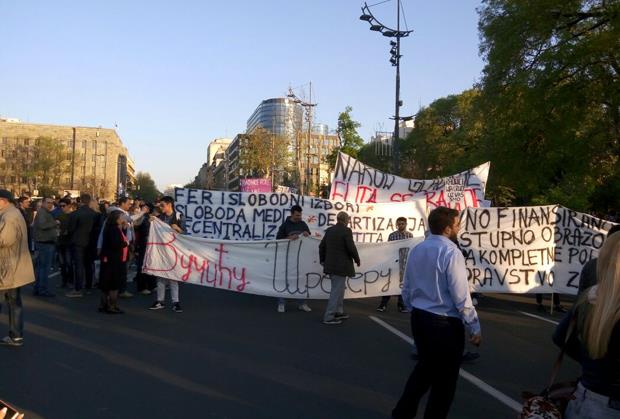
xmin=240 ymin=178 xmax=272 ymax=193
xmin=329 ymin=152 xmax=490 ymax=209
xmin=144 ymin=219 xmax=421 ymax=299
xmin=459 ymin=206 xmax=617 ymax=294
xmin=174 ymin=188 xmax=427 ymax=242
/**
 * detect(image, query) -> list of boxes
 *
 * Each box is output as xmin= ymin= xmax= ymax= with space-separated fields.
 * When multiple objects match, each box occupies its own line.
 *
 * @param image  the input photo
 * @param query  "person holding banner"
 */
xmin=275 ymin=205 xmax=312 ymax=313
xmin=149 ymin=196 xmax=186 ymax=313
xmin=393 ymin=207 xmax=481 ymax=419
xmin=319 ymin=211 xmax=360 ymax=325
xmin=377 ymin=217 xmax=412 ymax=313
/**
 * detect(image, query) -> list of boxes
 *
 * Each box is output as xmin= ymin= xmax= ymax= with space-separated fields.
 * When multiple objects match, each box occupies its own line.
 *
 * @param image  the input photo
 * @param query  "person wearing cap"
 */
xmin=0 ymin=189 xmax=35 ymax=347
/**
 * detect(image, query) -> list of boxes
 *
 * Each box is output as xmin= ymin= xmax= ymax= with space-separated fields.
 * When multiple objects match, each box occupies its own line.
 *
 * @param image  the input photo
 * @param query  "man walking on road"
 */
xmin=392 ymin=207 xmax=481 ymax=419
xmin=377 ymin=216 xmax=413 ymax=313
xmin=319 ymin=211 xmax=360 ymax=325
xmin=275 ymin=205 xmax=312 ymax=313
xmin=0 ymin=190 xmax=35 ymax=347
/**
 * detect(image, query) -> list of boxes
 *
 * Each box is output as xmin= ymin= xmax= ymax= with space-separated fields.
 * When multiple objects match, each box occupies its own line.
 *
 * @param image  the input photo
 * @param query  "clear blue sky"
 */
xmin=0 ymin=0 xmax=484 ymax=190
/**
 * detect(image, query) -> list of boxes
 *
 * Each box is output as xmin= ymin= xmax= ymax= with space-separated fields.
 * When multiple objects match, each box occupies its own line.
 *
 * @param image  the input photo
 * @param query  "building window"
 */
xmin=24 ymin=139 xmax=30 ymax=146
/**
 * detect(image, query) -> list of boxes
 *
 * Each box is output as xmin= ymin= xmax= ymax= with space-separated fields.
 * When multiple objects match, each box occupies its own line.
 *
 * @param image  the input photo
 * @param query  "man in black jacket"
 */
xmin=319 ymin=211 xmax=360 ymax=325
xmin=66 ymin=194 xmax=97 ymax=297
xmin=275 ymin=205 xmax=312 ymax=313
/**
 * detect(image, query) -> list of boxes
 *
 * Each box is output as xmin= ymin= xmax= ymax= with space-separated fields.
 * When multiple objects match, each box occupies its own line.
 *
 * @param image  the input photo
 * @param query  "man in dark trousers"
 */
xmin=392 ymin=207 xmax=481 ymax=419
xmin=0 ymin=189 xmax=35 ymax=346
xmin=66 ymin=194 xmax=97 ymax=298
xmin=377 ymin=216 xmax=413 ymax=313
xmin=275 ymin=204 xmax=312 ymax=313
xmin=319 ymin=211 xmax=360 ymax=325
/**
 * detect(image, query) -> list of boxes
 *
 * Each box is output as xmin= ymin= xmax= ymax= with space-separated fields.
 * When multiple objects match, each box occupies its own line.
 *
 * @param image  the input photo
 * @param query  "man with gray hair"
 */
xmin=319 ymin=211 xmax=360 ymax=325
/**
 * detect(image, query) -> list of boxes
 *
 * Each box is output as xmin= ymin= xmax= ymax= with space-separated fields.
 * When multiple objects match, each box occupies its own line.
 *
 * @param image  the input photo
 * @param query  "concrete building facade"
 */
xmin=0 ymin=119 xmax=135 ymax=200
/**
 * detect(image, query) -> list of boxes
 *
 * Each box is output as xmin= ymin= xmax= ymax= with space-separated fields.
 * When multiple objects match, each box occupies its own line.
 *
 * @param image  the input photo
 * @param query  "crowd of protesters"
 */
xmin=5 ymin=191 xmax=185 ymax=318
xmin=1 ymin=188 xmax=620 ymax=418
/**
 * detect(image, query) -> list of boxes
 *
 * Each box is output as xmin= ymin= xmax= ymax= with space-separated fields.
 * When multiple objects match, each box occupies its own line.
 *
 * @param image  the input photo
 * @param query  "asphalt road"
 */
xmin=0 ymin=271 xmax=579 ymax=419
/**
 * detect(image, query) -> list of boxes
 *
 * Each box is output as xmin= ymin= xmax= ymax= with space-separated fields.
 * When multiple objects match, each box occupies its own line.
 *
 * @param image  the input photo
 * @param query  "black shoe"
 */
xmin=172 ymin=303 xmax=183 ymax=313
xmin=376 ymin=305 xmax=386 ymax=312
xmin=462 ymin=351 xmax=480 ymax=363
xmin=334 ymin=312 xmax=350 ymax=320
xmin=0 ymin=336 xmax=23 ymax=347
xmin=149 ymin=301 xmax=165 ymax=310
xmin=398 ymin=306 xmax=409 ymax=313
xmin=554 ymin=305 xmax=567 ymax=313
xmin=322 ymin=319 xmax=343 ymax=325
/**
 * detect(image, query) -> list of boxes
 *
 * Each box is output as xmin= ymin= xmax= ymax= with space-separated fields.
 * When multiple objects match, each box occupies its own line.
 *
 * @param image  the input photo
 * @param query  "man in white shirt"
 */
xmin=392 ymin=207 xmax=481 ymax=419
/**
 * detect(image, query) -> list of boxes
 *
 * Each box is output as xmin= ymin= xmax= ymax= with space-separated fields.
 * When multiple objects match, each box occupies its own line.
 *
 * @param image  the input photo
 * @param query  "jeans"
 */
xmin=34 ymin=242 xmax=55 ymax=294
xmin=72 ymin=245 xmax=93 ymax=291
xmin=156 ymin=278 xmax=179 ymax=303
xmin=57 ymin=244 xmax=73 ymax=287
xmin=323 ymin=275 xmax=346 ymax=321
xmin=1 ymin=288 xmax=24 ymax=339
xmin=565 ymin=382 xmax=620 ymax=419
xmin=393 ymin=308 xmax=465 ymax=419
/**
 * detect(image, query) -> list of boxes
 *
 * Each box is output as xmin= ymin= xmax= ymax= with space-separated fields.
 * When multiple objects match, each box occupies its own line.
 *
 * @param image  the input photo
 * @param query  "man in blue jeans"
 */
xmin=0 ymin=189 xmax=36 ymax=347
xmin=32 ymin=197 xmax=58 ymax=297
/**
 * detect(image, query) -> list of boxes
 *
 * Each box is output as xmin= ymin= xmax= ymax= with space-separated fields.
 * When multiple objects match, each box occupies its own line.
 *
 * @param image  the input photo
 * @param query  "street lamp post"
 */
xmin=360 ymin=0 xmax=412 ymax=175
xmin=287 ymin=86 xmax=317 ymax=196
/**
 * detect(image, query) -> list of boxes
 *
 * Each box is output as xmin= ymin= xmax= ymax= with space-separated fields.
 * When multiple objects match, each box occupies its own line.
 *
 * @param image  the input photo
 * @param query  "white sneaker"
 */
xmin=277 ymin=302 xmax=285 ymax=313
xmin=298 ymin=303 xmax=312 ymax=312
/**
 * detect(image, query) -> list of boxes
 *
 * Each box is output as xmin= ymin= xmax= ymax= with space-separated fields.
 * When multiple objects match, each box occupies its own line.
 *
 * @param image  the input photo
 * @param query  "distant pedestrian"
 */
xmin=134 ymin=203 xmax=156 ymax=294
xmin=393 ymin=207 xmax=481 ymax=419
xmin=377 ymin=216 xmax=412 ymax=313
xmin=55 ymin=198 xmax=74 ymax=288
xmin=0 ymin=189 xmax=35 ymax=347
xmin=66 ymin=194 xmax=97 ymax=298
xmin=32 ymin=197 xmax=58 ymax=297
xmin=98 ymin=210 xmax=129 ymax=314
xmin=319 ymin=211 xmax=360 ymax=325
xmin=16 ymin=196 xmax=33 ymax=253
xmin=149 ymin=196 xmax=185 ymax=313
xmin=275 ymin=205 xmax=312 ymax=313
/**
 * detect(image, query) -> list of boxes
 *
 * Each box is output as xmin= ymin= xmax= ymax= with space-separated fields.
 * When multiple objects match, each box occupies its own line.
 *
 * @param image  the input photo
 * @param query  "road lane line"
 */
xmin=518 ymin=311 xmax=559 ymax=325
xmin=49 ymin=272 xmax=60 ymax=278
xmin=369 ymin=315 xmax=522 ymax=413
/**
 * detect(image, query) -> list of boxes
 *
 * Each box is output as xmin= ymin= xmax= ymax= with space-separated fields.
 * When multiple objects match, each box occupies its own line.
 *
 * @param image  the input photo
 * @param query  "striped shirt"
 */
xmin=388 ymin=230 xmax=414 ymax=241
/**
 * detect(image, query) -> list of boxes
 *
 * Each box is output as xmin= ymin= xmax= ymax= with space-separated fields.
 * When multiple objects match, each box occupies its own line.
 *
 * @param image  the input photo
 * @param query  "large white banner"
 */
xmin=144 ymin=219 xmax=421 ymax=299
xmin=174 ymin=188 xmax=427 ymax=242
xmin=329 ymin=152 xmax=490 ymax=209
xmin=460 ymin=206 xmax=617 ymax=294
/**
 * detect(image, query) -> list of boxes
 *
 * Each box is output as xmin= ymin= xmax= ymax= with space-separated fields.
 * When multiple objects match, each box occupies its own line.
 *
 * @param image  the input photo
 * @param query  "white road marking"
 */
xmin=369 ymin=315 xmax=522 ymax=413
xmin=49 ymin=272 xmax=60 ymax=278
xmin=518 ymin=311 xmax=559 ymax=326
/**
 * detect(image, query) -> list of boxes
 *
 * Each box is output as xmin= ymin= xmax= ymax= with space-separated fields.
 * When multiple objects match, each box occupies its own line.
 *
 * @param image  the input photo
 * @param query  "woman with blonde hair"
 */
xmin=553 ymin=232 xmax=620 ymax=418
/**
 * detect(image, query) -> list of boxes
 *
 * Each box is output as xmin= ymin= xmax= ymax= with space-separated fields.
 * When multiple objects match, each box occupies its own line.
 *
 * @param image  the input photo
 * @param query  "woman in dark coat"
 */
xmin=98 ymin=210 xmax=129 ymax=314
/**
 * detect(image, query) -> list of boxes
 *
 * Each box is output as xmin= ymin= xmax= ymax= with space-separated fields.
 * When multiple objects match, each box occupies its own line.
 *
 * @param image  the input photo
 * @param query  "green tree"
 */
xmin=477 ymin=0 xmax=620 ymax=210
xmin=239 ymin=128 xmax=290 ymax=182
xmin=400 ymin=89 xmax=484 ymax=179
xmin=135 ymin=172 xmax=161 ymax=202
xmin=326 ymin=106 xmax=364 ymax=170
xmin=33 ymin=136 xmax=71 ymax=189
